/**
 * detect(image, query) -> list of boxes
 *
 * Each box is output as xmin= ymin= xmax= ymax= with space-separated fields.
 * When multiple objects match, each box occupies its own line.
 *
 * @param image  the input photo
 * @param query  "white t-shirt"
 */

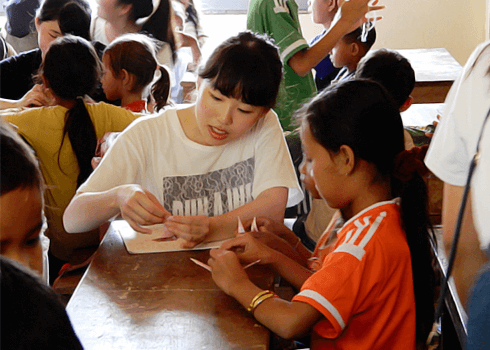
xmin=90 ymin=16 xmax=173 ymax=68
xmin=78 ymin=107 xmax=303 ymax=216
xmin=425 ymin=41 xmax=490 ymax=251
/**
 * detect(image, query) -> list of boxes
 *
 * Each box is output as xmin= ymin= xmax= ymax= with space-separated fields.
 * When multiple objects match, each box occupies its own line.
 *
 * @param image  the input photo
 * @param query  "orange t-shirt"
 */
xmin=293 ymin=199 xmax=416 ymax=350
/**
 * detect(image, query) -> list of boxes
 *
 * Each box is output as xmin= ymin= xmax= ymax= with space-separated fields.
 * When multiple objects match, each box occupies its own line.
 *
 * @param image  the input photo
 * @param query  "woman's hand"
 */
xmin=208 ymin=248 xmax=250 ymax=296
xmin=164 ymin=215 xmax=210 ymax=248
xmin=16 ymin=84 xmax=55 ymax=108
xmin=116 ymin=185 xmax=170 ymax=233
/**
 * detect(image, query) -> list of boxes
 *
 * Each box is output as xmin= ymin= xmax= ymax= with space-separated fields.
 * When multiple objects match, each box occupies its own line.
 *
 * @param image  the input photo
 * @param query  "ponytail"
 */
xmin=141 ymin=0 xmax=176 ymax=62
xmin=40 ymin=35 xmax=101 ymax=188
xmin=59 ymin=98 xmax=97 ymax=187
xmin=152 ymin=65 xmax=171 ymax=112
xmin=392 ymin=145 xmax=438 ymax=346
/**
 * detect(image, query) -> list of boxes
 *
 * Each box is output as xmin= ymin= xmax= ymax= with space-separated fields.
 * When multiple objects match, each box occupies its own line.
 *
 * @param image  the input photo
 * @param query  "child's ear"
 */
xmin=399 ymin=96 xmax=413 ymax=112
xmin=351 ymin=42 xmax=360 ymax=56
xmin=121 ymin=69 xmax=135 ymax=91
xmin=337 ymin=145 xmax=355 ymax=175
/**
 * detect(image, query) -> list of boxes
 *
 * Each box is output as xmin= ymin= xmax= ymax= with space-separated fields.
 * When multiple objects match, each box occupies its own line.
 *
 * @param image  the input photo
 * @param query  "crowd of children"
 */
xmin=2 ymin=0 xmax=489 ymax=348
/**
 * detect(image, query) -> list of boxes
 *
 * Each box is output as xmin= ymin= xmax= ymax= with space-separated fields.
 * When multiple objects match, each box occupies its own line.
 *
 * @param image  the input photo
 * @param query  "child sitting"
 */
xmin=101 ymin=33 xmax=171 ymax=113
xmin=3 ymin=35 xmax=141 ymax=282
xmin=330 ymin=25 xmax=376 ymax=83
xmin=64 ymin=31 xmax=303 ymax=249
xmin=209 ymin=80 xmax=437 ymax=349
xmin=355 ymin=48 xmax=417 ymax=149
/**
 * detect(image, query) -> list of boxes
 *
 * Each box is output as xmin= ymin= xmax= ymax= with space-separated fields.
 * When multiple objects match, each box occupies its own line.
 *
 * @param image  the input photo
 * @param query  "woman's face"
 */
xmin=191 ymin=79 xmax=268 ymax=146
xmin=35 ymin=18 xmax=62 ymax=56
xmin=0 ymin=186 xmax=44 ymax=276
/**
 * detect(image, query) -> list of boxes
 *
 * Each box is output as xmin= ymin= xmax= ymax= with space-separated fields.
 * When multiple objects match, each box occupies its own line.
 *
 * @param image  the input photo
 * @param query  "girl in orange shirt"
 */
xmin=209 ymin=79 xmax=438 ymax=349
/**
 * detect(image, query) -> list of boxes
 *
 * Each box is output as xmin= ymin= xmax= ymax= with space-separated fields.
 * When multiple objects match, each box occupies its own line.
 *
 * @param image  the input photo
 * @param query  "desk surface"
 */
xmin=401 ymin=103 xmax=444 ymax=127
xmin=66 ymin=223 xmax=273 ymax=350
xmin=396 ymin=48 xmax=462 ymax=83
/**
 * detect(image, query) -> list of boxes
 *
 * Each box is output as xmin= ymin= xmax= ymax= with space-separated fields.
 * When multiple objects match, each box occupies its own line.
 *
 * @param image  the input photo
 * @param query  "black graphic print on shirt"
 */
xmin=162 ymin=158 xmax=255 ymax=216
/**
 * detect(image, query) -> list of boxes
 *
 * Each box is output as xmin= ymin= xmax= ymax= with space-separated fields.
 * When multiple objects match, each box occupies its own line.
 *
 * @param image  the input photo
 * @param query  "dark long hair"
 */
xmin=36 ymin=0 xmax=91 ymax=40
xmin=39 ymin=35 xmax=101 ymax=187
xmin=199 ymin=31 xmax=283 ymax=109
xmin=302 ymin=79 xmax=437 ymax=346
xmin=117 ymin=0 xmax=176 ymax=62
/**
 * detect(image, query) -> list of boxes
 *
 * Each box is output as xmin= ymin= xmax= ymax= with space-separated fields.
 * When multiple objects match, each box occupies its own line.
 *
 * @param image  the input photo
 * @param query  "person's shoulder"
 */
xmin=0 ymin=48 xmax=41 ymax=66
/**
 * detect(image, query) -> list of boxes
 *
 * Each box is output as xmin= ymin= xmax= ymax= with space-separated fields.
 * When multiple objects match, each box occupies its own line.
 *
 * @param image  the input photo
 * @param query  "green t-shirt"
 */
xmin=247 ymin=0 xmax=317 ymax=131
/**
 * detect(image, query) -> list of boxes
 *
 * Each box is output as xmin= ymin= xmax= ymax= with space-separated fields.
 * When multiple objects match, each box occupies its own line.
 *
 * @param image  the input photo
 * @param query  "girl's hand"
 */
xmin=243 ymin=217 xmax=295 ymax=241
xmin=116 ymin=185 xmax=170 ymax=233
xmin=164 ymin=215 xmax=210 ymax=248
xmin=16 ymin=84 xmax=53 ymax=108
xmin=208 ymin=248 xmax=250 ymax=296
xmin=220 ymin=233 xmax=275 ymax=265
xmin=336 ymin=0 xmax=384 ymax=32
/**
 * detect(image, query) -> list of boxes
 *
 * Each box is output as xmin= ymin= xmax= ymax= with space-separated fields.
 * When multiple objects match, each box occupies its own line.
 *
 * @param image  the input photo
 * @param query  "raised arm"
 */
xmin=289 ymin=0 xmax=383 ymax=76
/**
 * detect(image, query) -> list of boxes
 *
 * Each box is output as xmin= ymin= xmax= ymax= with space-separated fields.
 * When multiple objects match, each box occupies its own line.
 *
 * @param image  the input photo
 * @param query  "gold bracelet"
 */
xmin=247 ymin=290 xmax=270 ymax=312
xmin=247 ymin=290 xmax=278 ymax=314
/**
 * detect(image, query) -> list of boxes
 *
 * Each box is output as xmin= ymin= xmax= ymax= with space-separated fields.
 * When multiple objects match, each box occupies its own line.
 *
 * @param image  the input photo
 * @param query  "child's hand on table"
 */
xmin=220 ymin=233 xmax=275 ymax=265
xmin=163 ymin=215 xmax=210 ymax=248
xmin=116 ymin=184 xmax=170 ymax=233
xmin=208 ymin=248 xmax=250 ymax=296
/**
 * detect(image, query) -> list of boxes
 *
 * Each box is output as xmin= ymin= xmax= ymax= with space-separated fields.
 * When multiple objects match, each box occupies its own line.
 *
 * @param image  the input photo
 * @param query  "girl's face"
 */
xmin=97 ymin=0 xmax=129 ymax=23
xmin=300 ymin=122 xmax=345 ymax=208
xmin=192 ymin=79 xmax=268 ymax=146
xmin=101 ymin=54 xmax=123 ymax=101
xmin=330 ymin=38 xmax=352 ymax=69
xmin=35 ymin=18 xmax=62 ymax=56
xmin=0 ymin=186 xmax=44 ymax=276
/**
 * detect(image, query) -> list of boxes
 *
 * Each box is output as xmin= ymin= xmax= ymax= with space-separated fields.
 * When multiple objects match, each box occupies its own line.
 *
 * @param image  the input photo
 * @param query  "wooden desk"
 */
xmin=401 ymin=102 xmax=443 ymax=127
xmin=396 ymin=48 xmax=462 ymax=104
xmin=66 ymin=223 xmax=274 ymax=349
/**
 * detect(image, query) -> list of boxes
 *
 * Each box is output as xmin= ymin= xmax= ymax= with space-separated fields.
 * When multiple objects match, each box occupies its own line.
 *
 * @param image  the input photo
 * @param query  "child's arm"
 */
xmin=219 ymin=233 xmax=313 ymax=289
xmin=163 ymin=186 xmax=288 ymax=248
xmin=289 ymin=0 xmax=383 ymax=76
xmin=63 ymin=184 xmax=170 ymax=234
xmin=209 ymin=249 xmax=322 ymax=339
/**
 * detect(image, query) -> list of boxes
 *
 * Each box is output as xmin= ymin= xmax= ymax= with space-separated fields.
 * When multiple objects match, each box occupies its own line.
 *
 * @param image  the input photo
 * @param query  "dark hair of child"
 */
xmin=343 ymin=24 xmax=377 ymax=54
xmin=198 ymin=30 xmax=283 ymax=109
xmin=37 ymin=35 xmax=101 ymax=188
xmin=0 ymin=121 xmax=42 ymax=196
xmin=117 ymin=0 xmax=176 ymax=62
xmin=0 ymin=256 xmax=83 ymax=350
xmin=301 ymin=79 xmax=437 ymax=345
xmin=104 ymin=34 xmax=171 ymax=112
xmin=36 ymin=0 xmax=92 ymax=41
xmin=355 ymin=48 xmax=416 ymax=108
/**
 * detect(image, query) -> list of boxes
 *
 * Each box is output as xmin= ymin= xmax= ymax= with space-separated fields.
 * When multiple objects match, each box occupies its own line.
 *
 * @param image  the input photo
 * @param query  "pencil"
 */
xmin=243 ymin=259 xmax=261 ymax=269
xmin=190 ymin=258 xmax=211 ymax=271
